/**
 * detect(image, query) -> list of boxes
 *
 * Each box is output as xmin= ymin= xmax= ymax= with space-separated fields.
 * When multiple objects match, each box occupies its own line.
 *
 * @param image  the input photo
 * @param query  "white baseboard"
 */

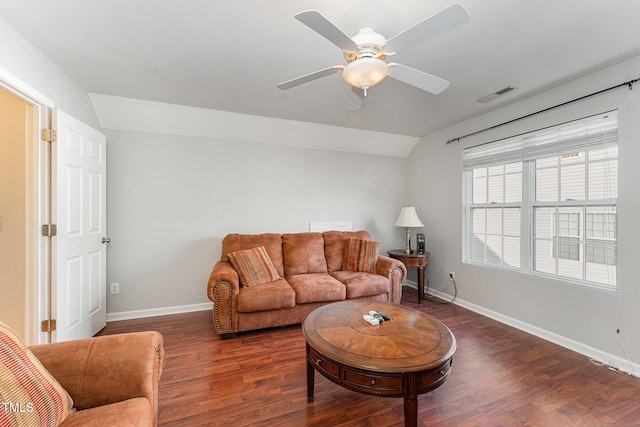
xmin=403 ymin=282 xmax=640 ymax=378
xmin=107 ymin=302 xmax=212 ymax=322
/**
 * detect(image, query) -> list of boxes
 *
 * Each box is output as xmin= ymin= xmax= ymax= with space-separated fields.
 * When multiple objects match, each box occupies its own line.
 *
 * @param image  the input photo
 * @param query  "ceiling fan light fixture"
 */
xmin=342 ymin=57 xmax=388 ymax=96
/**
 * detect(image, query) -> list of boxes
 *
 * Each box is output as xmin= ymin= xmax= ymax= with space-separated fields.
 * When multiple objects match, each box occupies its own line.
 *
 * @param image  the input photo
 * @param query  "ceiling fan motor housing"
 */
xmin=343 ymin=27 xmax=388 ymax=63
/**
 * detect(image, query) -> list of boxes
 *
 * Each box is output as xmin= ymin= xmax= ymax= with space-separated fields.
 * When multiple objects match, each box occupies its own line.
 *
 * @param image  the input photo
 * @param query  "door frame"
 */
xmin=0 ymin=67 xmax=54 ymax=345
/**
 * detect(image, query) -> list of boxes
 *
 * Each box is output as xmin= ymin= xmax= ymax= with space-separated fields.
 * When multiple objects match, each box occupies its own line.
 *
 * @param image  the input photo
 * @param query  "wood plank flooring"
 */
xmin=98 ymin=287 xmax=640 ymax=426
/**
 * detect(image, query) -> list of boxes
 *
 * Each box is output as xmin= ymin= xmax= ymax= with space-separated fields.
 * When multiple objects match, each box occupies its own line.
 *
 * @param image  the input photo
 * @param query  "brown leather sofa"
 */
xmin=207 ymin=230 xmax=407 ymax=338
xmin=29 ymin=331 xmax=164 ymax=426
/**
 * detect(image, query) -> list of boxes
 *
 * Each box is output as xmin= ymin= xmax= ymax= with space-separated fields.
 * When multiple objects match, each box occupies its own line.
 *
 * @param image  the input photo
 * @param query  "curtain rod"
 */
xmin=446 ymin=77 xmax=640 ymax=145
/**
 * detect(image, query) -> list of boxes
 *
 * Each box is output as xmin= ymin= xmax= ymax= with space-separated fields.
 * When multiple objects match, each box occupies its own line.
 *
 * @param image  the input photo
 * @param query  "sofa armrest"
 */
xmin=207 ymin=260 xmax=241 ymax=336
xmin=376 ymin=255 xmax=407 ymax=304
xmin=30 ymin=331 xmax=163 ymax=426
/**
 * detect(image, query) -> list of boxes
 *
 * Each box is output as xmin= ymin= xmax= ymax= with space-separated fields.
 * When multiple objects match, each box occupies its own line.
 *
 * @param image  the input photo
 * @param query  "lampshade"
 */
xmin=342 ymin=57 xmax=388 ymax=95
xmin=394 ymin=207 xmax=424 ymax=228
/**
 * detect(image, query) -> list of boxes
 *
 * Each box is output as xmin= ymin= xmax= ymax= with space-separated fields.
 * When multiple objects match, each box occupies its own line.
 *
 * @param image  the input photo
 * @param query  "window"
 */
xmin=463 ymin=112 xmax=618 ymax=290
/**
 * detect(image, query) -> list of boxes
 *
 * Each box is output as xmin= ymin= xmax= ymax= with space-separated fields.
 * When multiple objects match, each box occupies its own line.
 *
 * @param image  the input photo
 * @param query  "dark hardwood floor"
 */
xmin=99 ymin=287 xmax=640 ymax=426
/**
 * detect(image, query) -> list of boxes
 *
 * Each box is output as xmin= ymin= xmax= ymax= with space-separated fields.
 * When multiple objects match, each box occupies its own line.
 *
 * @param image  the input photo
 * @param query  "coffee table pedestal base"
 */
xmin=305 ymin=343 xmax=451 ymax=427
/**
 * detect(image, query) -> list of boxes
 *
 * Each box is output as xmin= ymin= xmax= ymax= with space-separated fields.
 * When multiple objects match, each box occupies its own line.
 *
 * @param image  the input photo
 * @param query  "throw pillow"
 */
xmin=0 ymin=321 xmax=74 ymax=427
xmin=343 ymin=238 xmax=380 ymax=273
xmin=227 ymin=246 xmax=280 ymax=287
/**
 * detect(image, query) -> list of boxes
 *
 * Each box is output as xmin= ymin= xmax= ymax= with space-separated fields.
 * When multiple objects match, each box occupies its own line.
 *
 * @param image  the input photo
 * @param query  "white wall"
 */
xmin=407 ymin=55 xmax=640 ymax=373
xmin=105 ymin=129 xmax=408 ymax=314
xmin=0 ymin=15 xmax=99 ymax=128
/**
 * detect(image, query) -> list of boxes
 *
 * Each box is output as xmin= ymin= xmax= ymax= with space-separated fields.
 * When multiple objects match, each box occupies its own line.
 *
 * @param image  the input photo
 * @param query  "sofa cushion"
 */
xmin=343 ymin=238 xmax=380 ymax=273
xmin=0 ymin=321 xmax=74 ymax=427
xmin=287 ymin=273 xmax=346 ymax=304
xmin=227 ymin=246 xmax=280 ymax=287
xmin=330 ymin=271 xmax=390 ymax=299
xmin=282 ymin=233 xmax=327 ymax=275
xmin=60 ymin=397 xmax=152 ymax=427
xmin=323 ymin=230 xmax=372 ymax=272
xmin=221 ymin=233 xmax=284 ymax=276
xmin=236 ymin=278 xmax=296 ymax=313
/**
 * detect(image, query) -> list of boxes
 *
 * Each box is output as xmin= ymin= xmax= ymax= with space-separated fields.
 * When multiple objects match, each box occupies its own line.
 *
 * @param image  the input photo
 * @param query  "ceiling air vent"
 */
xmin=476 ymin=86 xmax=516 ymax=103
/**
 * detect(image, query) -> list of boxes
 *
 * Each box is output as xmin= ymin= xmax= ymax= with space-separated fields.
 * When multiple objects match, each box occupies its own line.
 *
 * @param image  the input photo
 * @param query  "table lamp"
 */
xmin=394 ymin=207 xmax=424 ymax=254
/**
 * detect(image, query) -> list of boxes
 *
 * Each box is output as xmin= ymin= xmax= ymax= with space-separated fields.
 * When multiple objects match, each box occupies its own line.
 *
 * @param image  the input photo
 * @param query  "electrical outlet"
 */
xmin=449 ymin=271 xmax=455 ymax=280
xmin=110 ymin=282 xmax=120 ymax=295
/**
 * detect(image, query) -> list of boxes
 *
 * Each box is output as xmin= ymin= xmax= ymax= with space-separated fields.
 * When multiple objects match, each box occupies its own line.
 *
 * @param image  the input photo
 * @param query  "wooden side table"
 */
xmin=387 ymin=250 xmax=430 ymax=304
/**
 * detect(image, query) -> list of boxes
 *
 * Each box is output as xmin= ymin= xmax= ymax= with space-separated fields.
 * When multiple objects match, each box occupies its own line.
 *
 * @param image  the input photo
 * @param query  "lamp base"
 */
xmin=404 ymin=228 xmax=411 ymax=254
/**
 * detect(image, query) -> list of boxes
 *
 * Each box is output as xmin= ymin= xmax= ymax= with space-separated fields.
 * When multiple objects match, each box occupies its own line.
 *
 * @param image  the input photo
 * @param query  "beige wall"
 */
xmin=0 ymin=87 xmax=30 ymax=337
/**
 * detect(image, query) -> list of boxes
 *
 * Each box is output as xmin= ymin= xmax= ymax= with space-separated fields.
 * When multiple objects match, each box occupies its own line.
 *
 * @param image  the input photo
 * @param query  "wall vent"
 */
xmin=309 ymin=222 xmax=352 ymax=232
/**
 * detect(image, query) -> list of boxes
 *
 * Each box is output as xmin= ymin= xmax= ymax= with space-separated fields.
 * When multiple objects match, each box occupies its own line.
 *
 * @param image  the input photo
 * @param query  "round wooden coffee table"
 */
xmin=302 ymin=300 xmax=456 ymax=427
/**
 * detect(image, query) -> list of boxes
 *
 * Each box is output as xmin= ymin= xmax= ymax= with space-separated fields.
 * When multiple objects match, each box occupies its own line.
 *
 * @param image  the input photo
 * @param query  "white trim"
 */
xmin=106 ymin=302 xmax=212 ymax=322
xmin=0 ymin=66 xmax=54 ymax=107
xmin=451 ymin=296 xmax=639 ymax=378
xmin=403 ymin=282 xmax=639 ymax=378
xmin=0 ymin=69 xmax=52 ymax=345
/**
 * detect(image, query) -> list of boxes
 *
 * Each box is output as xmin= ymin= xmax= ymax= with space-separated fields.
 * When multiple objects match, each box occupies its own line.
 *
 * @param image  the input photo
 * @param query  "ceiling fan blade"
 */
xmin=384 ymin=4 xmax=470 ymax=55
xmin=277 ymin=66 xmax=345 ymax=90
xmin=295 ymin=10 xmax=358 ymax=51
xmin=346 ymin=87 xmax=363 ymax=112
xmin=387 ymin=64 xmax=450 ymax=94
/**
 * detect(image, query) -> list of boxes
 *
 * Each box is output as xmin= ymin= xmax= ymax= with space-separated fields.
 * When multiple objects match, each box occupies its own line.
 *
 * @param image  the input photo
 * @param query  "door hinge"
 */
xmin=41 ymin=224 xmax=57 ymax=237
xmin=42 ymin=128 xmax=57 ymax=142
xmin=41 ymin=319 xmax=57 ymax=333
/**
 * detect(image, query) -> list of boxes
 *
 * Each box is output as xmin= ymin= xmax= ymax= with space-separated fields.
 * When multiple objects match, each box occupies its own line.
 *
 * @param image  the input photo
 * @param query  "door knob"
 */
xmin=101 ymin=237 xmax=111 ymax=244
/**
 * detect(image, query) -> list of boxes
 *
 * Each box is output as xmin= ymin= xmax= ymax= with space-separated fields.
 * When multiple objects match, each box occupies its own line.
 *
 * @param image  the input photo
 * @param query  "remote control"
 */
xmin=369 ymin=310 xmax=391 ymax=321
xmin=363 ymin=314 xmax=380 ymax=325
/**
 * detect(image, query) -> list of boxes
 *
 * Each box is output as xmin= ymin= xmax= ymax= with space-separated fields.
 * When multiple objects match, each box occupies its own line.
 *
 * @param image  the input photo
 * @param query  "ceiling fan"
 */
xmin=277 ymin=4 xmax=470 ymax=99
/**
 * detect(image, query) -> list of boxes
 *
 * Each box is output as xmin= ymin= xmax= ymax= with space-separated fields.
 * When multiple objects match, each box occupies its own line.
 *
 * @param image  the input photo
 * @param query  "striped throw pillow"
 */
xmin=343 ymin=238 xmax=380 ymax=273
xmin=227 ymin=246 xmax=280 ymax=287
xmin=0 ymin=321 xmax=74 ymax=427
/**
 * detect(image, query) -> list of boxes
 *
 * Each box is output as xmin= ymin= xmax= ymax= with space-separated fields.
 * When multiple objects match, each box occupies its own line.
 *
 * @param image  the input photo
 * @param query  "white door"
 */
xmin=52 ymin=109 xmax=107 ymax=342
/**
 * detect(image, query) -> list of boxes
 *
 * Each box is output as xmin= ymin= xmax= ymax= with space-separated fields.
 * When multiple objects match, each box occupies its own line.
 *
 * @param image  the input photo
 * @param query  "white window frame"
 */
xmin=462 ymin=111 xmax=618 ymax=291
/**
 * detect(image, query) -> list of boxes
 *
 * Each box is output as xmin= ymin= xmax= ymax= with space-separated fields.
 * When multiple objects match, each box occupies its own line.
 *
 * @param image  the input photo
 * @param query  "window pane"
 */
xmin=503 ymin=236 xmax=520 ymax=268
xmin=588 ymin=159 xmax=618 ymax=199
xmin=586 ymin=207 xmax=616 ymax=240
xmin=586 ymin=261 xmax=617 ymax=286
xmin=486 ymin=235 xmax=502 ymax=264
xmin=470 ymin=208 xmax=486 ymax=262
xmin=536 ymin=164 xmax=558 ymax=201
xmin=503 ymin=208 xmax=520 ymax=236
xmin=505 ymin=172 xmax=522 ymax=203
xmin=505 ymin=162 xmax=522 ymax=174
xmin=472 ymin=208 xmax=486 ymax=234
xmin=534 ymin=239 xmax=555 ymax=274
xmin=558 ymin=253 xmax=583 ymax=280
xmin=488 ymin=175 xmax=504 ymax=203
xmin=560 ymin=162 xmax=585 ymax=201
xmin=473 ymin=176 xmax=487 ymax=204
xmin=486 ymin=208 xmax=502 ymax=235
xmin=488 ymin=165 xmax=504 ymax=175
xmin=471 ymin=236 xmax=486 ymax=261
xmin=535 ymin=207 xmax=554 ymax=239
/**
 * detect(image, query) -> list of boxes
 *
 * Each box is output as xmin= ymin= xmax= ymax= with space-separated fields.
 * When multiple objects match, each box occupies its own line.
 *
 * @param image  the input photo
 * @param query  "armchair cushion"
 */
xmin=343 ymin=238 xmax=380 ymax=273
xmin=0 ymin=321 xmax=74 ymax=427
xmin=227 ymin=246 xmax=280 ymax=287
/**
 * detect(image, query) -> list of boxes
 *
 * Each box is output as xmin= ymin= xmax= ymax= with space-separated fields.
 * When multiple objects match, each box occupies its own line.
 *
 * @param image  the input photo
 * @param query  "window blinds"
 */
xmin=463 ymin=111 xmax=618 ymax=170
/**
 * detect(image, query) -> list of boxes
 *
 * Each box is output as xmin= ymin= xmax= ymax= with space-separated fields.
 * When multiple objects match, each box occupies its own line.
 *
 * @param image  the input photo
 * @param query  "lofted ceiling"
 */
xmin=1 ymin=0 xmax=639 ymax=138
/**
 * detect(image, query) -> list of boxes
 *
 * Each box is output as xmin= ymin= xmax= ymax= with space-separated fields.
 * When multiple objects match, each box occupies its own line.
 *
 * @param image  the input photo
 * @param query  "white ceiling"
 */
xmin=1 ymin=0 xmax=639 ymax=138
